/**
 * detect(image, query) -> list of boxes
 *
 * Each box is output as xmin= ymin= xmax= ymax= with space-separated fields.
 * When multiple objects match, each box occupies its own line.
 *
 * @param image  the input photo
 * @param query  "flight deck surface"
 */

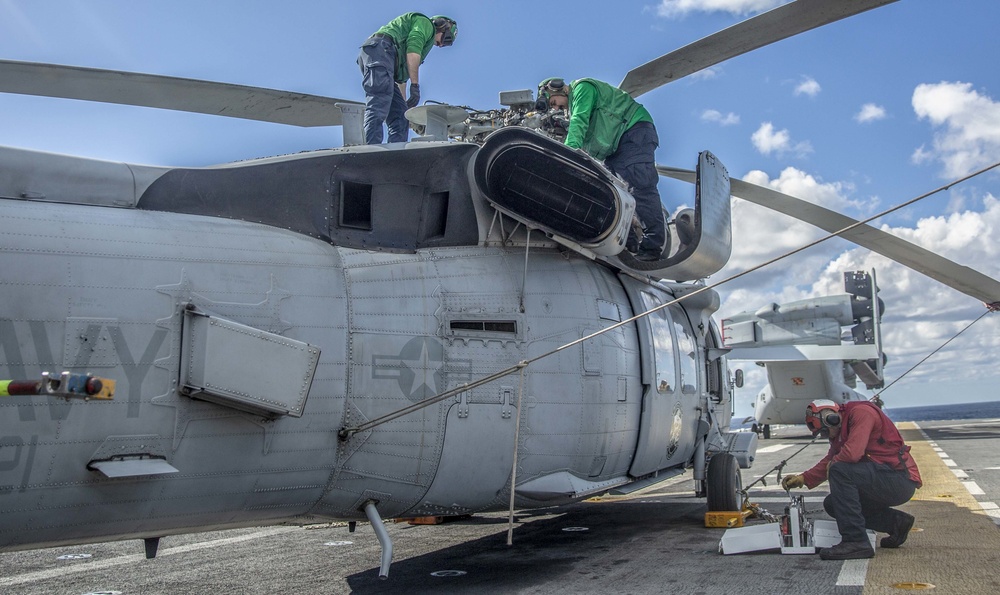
xmin=1 ymin=419 xmax=998 ymax=594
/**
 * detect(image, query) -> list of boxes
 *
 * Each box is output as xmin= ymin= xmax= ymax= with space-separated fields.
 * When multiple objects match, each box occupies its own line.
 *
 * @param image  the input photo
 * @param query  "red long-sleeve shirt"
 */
xmin=802 ymin=402 xmax=922 ymax=489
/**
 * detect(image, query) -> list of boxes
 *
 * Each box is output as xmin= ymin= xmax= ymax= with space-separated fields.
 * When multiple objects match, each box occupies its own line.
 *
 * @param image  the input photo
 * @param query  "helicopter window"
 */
xmin=450 ymin=320 xmax=517 ymax=333
xmin=671 ymin=313 xmax=699 ymax=394
xmin=340 ymin=180 xmax=373 ymax=230
xmin=704 ymin=323 xmax=724 ymax=403
xmin=640 ymin=292 xmax=677 ymax=395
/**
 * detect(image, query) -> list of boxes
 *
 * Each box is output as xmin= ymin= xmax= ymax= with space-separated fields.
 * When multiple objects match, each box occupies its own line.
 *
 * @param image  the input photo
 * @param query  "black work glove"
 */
xmin=406 ymin=82 xmax=421 ymax=108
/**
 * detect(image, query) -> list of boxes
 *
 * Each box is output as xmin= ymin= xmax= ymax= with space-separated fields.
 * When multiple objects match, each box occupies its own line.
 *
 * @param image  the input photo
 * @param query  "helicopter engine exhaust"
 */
xmin=473 ymin=127 xmax=634 ymax=257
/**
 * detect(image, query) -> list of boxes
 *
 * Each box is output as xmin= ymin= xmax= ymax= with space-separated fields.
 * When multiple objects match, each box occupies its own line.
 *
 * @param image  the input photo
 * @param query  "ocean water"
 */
xmin=885 ymin=400 xmax=1000 ymax=422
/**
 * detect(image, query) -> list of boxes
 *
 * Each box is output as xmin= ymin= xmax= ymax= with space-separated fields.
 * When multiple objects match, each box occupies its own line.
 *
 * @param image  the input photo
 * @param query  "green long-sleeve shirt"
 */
xmin=375 ymin=12 xmax=436 ymax=83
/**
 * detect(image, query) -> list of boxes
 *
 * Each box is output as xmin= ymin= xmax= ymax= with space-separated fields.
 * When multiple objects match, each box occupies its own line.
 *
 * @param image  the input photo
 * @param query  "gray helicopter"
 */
xmin=2 ymin=0 xmax=999 ymax=579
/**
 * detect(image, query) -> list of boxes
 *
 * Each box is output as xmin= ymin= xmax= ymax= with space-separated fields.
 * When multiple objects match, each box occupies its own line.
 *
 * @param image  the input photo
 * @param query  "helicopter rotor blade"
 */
xmin=0 ymin=59 xmax=360 ymax=127
xmin=621 ymin=0 xmax=900 ymax=98
xmin=657 ymin=165 xmax=1000 ymax=306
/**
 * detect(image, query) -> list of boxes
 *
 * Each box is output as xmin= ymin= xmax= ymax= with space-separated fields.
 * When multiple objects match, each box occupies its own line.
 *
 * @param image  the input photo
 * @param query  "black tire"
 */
xmin=706 ymin=453 xmax=742 ymax=512
xmin=762 ymin=424 xmax=771 ymax=439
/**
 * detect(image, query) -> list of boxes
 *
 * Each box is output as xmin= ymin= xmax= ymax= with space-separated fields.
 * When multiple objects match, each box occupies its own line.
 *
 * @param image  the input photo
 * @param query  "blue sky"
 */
xmin=2 ymin=0 xmax=999 ymax=418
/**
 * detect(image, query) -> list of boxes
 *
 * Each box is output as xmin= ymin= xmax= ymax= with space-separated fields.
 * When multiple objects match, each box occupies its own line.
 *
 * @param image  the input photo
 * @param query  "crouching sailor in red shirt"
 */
xmin=781 ymin=399 xmax=922 ymax=560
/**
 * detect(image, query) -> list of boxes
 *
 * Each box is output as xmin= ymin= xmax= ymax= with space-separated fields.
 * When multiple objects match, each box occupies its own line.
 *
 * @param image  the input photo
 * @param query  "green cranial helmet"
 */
xmin=537 ymin=77 xmax=568 ymax=100
xmin=431 ymin=16 xmax=458 ymax=46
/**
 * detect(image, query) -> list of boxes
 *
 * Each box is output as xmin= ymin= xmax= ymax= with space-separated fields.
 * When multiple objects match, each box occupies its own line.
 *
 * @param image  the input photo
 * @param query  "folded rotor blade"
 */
xmin=621 ymin=0 xmax=900 ymax=98
xmin=0 ymin=60 xmax=360 ymax=127
xmin=657 ymin=165 xmax=1000 ymax=306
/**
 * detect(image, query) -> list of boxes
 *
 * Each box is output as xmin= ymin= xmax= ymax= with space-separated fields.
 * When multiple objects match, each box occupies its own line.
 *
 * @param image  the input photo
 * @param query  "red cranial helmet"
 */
xmin=805 ymin=399 xmax=841 ymax=436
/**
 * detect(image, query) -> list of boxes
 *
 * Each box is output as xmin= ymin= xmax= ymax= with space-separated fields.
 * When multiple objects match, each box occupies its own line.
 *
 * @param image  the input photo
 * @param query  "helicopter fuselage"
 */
xmin=0 ymin=139 xmax=739 ymax=551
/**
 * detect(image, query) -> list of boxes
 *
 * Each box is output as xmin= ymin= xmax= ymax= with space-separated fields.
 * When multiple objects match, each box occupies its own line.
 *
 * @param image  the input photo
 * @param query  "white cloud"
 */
xmin=689 ymin=67 xmax=721 ymax=82
xmin=719 ymin=173 xmax=1000 ymax=417
xmin=912 ymin=81 xmax=1000 ymax=179
xmin=654 ymin=0 xmax=786 ymax=18
xmin=751 ymin=122 xmax=789 ymax=154
xmin=911 ymin=144 xmax=933 ymax=165
xmin=751 ymin=122 xmax=813 ymax=157
xmin=855 ymin=103 xmax=887 ymax=123
xmin=794 ymin=77 xmax=821 ymax=98
xmin=702 ymin=109 xmax=740 ymax=126
xmin=0 ymin=0 xmax=45 ymax=49
xmin=713 ymin=168 xmax=865 ymax=327
xmin=721 ymin=168 xmax=858 ymax=279
xmin=818 ymin=195 xmax=1000 ymax=382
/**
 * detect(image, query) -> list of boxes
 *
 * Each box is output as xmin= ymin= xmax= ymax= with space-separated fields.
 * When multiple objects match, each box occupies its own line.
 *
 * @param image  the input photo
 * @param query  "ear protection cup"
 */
xmin=430 ymin=17 xmax=457 ymax=46
xmin=805 ymin=399 xmax=840 ymax=435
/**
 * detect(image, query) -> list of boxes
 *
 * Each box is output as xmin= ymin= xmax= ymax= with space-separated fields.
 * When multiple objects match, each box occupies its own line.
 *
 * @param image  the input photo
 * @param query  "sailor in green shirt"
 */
xmin=539 ymin=78 xmax=667 ymax=261
xmin=358 ymin=13 xmax=458 ymax=144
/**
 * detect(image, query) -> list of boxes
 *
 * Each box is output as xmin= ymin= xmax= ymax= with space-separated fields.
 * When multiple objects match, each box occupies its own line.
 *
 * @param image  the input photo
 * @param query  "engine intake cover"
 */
xmin=474 ymin=127 xmax=633 ymax=256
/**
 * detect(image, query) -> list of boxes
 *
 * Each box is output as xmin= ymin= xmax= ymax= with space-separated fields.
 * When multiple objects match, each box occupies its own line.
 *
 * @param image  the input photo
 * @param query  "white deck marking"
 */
xmin=980 ymin=502 xmax=1000 ymax=525
xmin=0 ymin=527 xmax=296 ymax=587
xmin=755 ymin=444 xmax=794 ymax=454
xmin=962 ymin=481 xmax=986 ymax=496
xmin=836 ymin=559 xmax=869 ymax=586
xmin=917 ymin=422 xmax=992 ymax=502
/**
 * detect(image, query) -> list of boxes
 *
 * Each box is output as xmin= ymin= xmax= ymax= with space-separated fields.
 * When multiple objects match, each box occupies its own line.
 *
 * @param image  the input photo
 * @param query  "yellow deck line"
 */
xmin=864 ymin=422 xmax=1000 ymax=593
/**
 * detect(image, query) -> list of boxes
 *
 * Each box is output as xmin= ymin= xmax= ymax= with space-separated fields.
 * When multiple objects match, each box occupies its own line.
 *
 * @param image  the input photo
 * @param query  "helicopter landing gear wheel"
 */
xmin=706 ymin=453 xmax=742 ymax=512
xmin=762 ymin=424 xmax=771 ymax=439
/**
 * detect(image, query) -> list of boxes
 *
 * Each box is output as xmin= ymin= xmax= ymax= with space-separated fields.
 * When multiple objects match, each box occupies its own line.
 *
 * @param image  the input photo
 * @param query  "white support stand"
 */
xmin=719 ymin=496 xmax=875 ymax=555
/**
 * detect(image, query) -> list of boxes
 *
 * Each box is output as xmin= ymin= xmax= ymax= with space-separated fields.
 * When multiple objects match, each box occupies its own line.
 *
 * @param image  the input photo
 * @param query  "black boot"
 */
xmin=880 ymin=511 xmax=915 ymax=548
xmin=818 ymin=540 xmax=874 ymax=560
xmin=635 ymin=227 xmax=669 ymax=262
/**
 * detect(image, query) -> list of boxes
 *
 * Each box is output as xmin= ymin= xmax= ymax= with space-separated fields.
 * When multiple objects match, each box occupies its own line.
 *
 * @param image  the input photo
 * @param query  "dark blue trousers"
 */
xmin=604 ymin=121 xmax=666 ymax=257
xmin=357 ymin=36 xmax=409 ymax=144
xmin=823 ymin=460 xmax=917 ymax=542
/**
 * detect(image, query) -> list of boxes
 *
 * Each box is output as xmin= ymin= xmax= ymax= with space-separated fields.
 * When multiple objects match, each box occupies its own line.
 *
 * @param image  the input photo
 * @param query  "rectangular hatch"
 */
xmin=179 ymin=306 xmax=321 ymax=417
